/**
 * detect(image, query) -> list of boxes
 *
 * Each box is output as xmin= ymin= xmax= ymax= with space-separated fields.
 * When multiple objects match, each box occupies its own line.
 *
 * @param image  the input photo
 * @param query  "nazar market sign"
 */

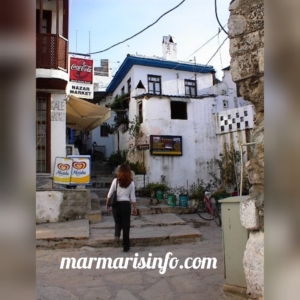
xmin=68 ymin=55 xmax=94 ymax=100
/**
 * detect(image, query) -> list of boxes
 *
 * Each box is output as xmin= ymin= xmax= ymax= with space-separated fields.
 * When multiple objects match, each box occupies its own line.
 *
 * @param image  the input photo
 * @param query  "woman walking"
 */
xmin=106 ymin=164 xmax=137 ymax=252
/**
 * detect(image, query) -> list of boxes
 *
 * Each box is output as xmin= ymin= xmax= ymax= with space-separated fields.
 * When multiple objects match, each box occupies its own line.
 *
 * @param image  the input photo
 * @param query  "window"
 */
xmin=184 ymin=79 xmax=196 ymax=97
xmin=36 ymin=10 xmax=52 ymax=33
xmin=138 ymin=102 xmax=143 ymax=123
xmin=171 ymin=101 xmax=187 ymax=120
xmin=127 ymin=78 xmax=131 ymax=94
xmin=100 ymin=125 xmax=109 ymax=137
xmin=36 ymin=93 xmax=51 ymax=173
xmin=148 ymin=75 xmax=161 ymax=95
xmin=121 ymin=86 xmax=125 ymax=95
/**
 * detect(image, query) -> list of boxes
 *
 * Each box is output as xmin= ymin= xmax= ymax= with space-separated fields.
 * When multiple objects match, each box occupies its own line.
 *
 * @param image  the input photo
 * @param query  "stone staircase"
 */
xmin=36 ymin=161 xmax=201 ymax=249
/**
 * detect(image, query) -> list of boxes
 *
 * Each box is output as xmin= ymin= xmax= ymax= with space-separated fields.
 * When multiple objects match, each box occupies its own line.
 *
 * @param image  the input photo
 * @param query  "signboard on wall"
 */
xmin=68 ymin=56 xmax=94 ymax=99
xmin=150 ymin=135 xmax=182 ymax=156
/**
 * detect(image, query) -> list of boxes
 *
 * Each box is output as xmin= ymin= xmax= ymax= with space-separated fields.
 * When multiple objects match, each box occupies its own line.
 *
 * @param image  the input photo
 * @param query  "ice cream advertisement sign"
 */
xmin=53 ymin=158 xmax=73 ymax=184
xmin=68 ymin=156 xmax=91 ymax=185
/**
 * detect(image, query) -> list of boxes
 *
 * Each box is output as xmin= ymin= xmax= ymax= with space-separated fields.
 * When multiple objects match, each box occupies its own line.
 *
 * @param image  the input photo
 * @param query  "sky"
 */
xmin=69 ymin=0 xmax=232 ymax=80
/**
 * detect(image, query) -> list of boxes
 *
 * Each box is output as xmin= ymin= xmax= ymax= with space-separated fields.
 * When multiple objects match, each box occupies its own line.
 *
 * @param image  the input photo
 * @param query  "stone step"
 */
xmin=87 ymin=210 xmax=102 ymax=224
xmin=90 ymin=182 xmax=112 ymax=189
xmin=36 ymin=214 xmax=201 ymax=249
xmin=101 ymin=203 xmax=196 ymax=216
xmin=90 ymin=174 xmax=115 ymax=179
xmin=89 ymin=188 xmax=109 ymax=199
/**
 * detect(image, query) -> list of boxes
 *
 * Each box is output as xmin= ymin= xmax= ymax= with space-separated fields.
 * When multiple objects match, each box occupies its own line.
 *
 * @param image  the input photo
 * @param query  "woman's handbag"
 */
xmin=108 ymin=180 xmax=118 ymax=207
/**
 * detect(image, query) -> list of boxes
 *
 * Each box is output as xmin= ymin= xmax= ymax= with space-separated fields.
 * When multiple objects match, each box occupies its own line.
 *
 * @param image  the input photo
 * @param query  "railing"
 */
xmin=36 ymin=34 xmax=68 ymax=71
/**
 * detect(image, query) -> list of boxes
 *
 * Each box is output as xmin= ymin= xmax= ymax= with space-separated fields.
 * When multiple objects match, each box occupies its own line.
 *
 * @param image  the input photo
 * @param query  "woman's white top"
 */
xmin=107 ymin=178 xmax=136 ymax=202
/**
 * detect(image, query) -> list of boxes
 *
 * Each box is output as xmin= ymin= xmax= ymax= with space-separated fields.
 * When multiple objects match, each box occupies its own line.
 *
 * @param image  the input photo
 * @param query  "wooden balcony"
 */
xmin=36 ymin=33 xmax=68 ymax=71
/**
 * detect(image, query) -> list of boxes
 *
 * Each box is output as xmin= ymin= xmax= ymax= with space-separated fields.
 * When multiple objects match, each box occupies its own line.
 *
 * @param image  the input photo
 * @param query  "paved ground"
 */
xmin=36 ymin=213 xmax=247 ymax=300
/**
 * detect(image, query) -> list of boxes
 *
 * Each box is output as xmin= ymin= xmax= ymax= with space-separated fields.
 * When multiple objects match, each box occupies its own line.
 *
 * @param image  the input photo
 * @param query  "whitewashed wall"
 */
xmin=119 ymin=95 xmax=254 ymax=189
xmin=112 ymin=65 xmax=213 ymax=98
xmin=51 ymin=94 xmax=66 ymax=174
xmin=141 ymin=96 xmax=219 ymax=188
xmin=107 ymin=64 xmax=254 ymax=189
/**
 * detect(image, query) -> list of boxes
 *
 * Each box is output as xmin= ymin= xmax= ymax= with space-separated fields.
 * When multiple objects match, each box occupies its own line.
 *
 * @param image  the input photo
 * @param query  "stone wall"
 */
xmin=228 ymin=0 xmax=264 ymax=299
xmin=36 ymin=189 xmax=91 ymax=224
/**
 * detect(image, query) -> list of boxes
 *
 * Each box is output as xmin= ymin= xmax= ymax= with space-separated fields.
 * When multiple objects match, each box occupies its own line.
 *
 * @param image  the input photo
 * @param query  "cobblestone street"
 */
xmin=36 ymin=214 xmax=246 ymax=300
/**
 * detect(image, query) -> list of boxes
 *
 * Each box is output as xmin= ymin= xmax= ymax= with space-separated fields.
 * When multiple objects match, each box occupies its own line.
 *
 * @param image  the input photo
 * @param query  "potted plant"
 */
xmin=189 ymin=182 xmax=204 ymax=208
xmin=166 ymin=187 xmax=177 ymax=207
xmin=145 ymin=182 xmax=169 ymax=198
xmin=211 ymin=185 xmax=230 ymax=210
xmin=176 ymin=186 xmax=189 ymax=207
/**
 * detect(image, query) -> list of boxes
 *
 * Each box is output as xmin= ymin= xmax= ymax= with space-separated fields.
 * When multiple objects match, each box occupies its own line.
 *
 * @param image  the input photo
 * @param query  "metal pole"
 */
xmin=76 ymin=30 xmax=77 ymax=52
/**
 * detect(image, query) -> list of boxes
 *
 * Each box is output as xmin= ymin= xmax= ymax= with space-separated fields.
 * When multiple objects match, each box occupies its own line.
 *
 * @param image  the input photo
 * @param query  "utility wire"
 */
xmin=205 ymin=36 xmax=228 ymax=66
xmin=217 ymin=28 xmax=223 ymax=70
xmin=187 ymin=36 xmax=228 ymax=80
xmin=171 ymin=24 xmax=227 ymax=70
xmin=215 ymin=0 xmax=228 ymax=35
xmin=88 ymin=0 xmax=186 ymax=55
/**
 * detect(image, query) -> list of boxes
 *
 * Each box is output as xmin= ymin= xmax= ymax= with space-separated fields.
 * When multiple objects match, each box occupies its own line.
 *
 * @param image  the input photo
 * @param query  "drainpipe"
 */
xmin=239 ymin=142 xmax=257 ymax=196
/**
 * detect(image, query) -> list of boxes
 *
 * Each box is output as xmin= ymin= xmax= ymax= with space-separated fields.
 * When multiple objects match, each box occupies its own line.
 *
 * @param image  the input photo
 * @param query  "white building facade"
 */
xmin=36 ymin=0 xmax=69 ymax=187
xmin=105 ymin=36 xmax=255 ymax=190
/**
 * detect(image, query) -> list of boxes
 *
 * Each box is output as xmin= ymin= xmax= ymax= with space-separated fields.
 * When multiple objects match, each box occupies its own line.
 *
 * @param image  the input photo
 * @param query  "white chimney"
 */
xmin=162 ymin=35 xmax=177 ymax=61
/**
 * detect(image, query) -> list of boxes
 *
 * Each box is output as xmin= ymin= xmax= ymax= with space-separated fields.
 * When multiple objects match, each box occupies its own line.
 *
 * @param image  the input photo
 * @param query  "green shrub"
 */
xmin=127 ymin=161 xmax=146 ymax=174
xmin=145 ymin=182 xmax=169 ymax=197
xmin=107 ymin=150 xmax=126 ymax=170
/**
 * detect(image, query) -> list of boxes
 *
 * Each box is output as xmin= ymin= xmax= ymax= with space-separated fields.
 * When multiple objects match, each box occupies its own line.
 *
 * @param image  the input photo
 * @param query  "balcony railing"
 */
xmin=36 ymin=33 xmax=68 ymax=71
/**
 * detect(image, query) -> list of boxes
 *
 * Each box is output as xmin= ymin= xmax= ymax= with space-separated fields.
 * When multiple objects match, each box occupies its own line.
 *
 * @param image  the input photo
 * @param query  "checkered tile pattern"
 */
xmin=217 ymin=105 xmax=254 ymax=134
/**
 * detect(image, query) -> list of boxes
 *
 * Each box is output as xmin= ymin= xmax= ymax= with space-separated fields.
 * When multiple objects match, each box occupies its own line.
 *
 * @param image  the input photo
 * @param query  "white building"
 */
xmin=36 ymin=0 xmax=69 ymax=186
xmin=83 ymin=60 xmax=115 ymax=159
xmin=105 ymin=36 xmax=254 ymax=190
xmin=36 ymin=0 xmax=110 ymax=188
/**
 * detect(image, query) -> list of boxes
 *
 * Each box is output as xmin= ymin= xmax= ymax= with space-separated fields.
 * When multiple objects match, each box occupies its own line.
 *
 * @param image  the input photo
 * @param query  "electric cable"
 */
xmin=171 ymin=24 xmax=227 ymax=70
xmin=88 ymin=0 xmax=186 ymax=55
xmin=217 ymin=28 xmax=223 ymax=70
xmin=186 ymin=36 xmax=228 ymax=80
xmin=215 ymin=0 xmax=228 ymax=35
xmin=205 ymin=36 xmax=228 ymax=66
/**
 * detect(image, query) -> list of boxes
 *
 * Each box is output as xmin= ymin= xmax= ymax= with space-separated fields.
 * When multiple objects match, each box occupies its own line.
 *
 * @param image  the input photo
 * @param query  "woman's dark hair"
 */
xmin=117 ymin=164 xmax=132 ymax=188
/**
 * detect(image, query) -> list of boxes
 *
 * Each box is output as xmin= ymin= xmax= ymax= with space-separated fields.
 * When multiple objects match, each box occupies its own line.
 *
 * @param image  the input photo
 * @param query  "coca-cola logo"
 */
xmin=70 ymin=58 xmax=93 ymax=83
xmin=71 ymin=63 xmax=92 ymax=74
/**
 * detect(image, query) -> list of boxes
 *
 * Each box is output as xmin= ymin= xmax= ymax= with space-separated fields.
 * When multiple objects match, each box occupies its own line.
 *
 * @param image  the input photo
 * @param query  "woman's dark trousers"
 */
xmin=112 ymin=201 xmax=131 ymax=250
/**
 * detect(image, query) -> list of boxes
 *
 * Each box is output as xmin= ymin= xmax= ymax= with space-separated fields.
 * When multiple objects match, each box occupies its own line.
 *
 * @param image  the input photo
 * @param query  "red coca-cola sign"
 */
xmin=69 ymin=57 xmax=93 ymax=84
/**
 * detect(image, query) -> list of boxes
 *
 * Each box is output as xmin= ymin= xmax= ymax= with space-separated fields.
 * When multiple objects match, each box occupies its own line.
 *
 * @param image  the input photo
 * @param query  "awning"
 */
xmin=66 ymin=95 xmax=111 ymax=132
